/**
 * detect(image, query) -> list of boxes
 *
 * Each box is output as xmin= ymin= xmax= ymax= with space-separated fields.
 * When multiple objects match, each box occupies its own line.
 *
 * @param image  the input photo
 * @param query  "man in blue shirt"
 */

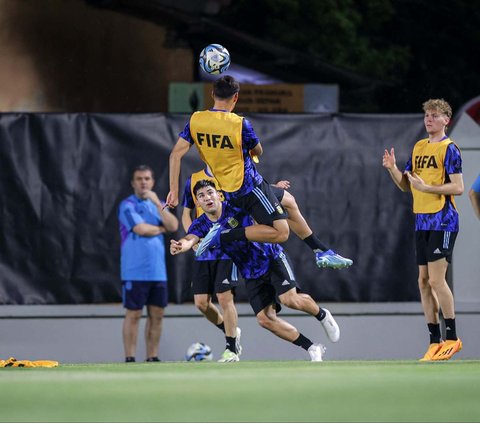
xmin=383 ymin=99 xmax=464 ymax=361
xmin=469 ymin=174 xmax=480 ymax=220
xmin=118 ymin=165 xmax=179 ymax=362
xmin=171 ymin=180 xmax=341 ymax=362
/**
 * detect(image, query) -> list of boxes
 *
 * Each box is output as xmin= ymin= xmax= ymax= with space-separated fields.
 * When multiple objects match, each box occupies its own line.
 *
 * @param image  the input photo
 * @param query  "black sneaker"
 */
xmin=125 ymin=356 xmax=136 ymax=363
xmin=146 ymin=357 xmax=161 ymax=362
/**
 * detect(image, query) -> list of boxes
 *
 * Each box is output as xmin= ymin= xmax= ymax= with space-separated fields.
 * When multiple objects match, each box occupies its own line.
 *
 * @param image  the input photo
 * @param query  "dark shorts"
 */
xmin=192 ymin=259 xmax=239 ymax=295
xmin=122 ymin=281 xmax=168 ymax=310
xmin=230 ymin=180 xmax=288 ymax=225
xmin=245 ymin=251 xmax=298 ymax=315
xmin=270 ymin=185 xmax=285 ymax=203
xmin=415 ymin=230 xmax=458 ymax=265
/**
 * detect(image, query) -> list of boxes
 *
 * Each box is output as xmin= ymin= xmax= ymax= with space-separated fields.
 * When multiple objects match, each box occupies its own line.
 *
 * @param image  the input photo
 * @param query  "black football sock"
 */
xmin=292 ymin=333 xmax=313 ymax=351
xmin=303 ymin=234 xmax=329 ymax=252
xmin=216 ymin=322 xmax=226 ymax=333
xmin=226 ymin=336 xmax=236 ymax=353
xmin=125 ymin=356 xmax=135 ymax=363
xmin=315 ymin=308 xmax=326 ymax=321
xmin=444 ymin=318 xmax=458 ymax=341
xmin=220 ymin=228 xmax=247 ymax=243
xmin=427 ymin=323 xmax=442 ymax=344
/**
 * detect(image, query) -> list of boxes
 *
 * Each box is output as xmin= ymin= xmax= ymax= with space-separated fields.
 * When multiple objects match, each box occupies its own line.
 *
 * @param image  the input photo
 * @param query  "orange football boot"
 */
xmin=431 ymin=338 xmax=463 ymax=361
xmin=419 ymin=343 xmax=443 ymax=361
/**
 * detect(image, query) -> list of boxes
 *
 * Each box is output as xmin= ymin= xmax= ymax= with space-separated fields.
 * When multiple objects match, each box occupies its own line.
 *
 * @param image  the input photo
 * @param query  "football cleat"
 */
xmin=218 ymin=349 xmax=240 ymax=363
xmin=235 ymin=327 xmax=243 ymax=356
xmin=315 ymin=250 xmax=353 ymax=269
xmin=419 ymin=343 xmax=443 ymax=361
xmin=320 ymin=309 xmax=340 ymax=343
xmin=431 ymin=338 xmax=463 ymax=361
xmin=308 ymin=343 xmax=326 ymax=362
xmin=195 ymin=223 xmax=223 ymax=257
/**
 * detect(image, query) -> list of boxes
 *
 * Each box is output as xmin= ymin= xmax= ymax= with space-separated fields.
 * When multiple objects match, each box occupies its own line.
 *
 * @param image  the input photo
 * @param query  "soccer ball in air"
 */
xmin=199 ymin=44 xmax=231 ymax=75
xmin=185 ymin=342 xmax=213 ymax=361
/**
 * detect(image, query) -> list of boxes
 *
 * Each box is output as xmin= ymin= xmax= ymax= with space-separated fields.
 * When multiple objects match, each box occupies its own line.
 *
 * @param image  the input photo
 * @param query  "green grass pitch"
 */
xmin=1 ymin=360 xmax=479 ymax=422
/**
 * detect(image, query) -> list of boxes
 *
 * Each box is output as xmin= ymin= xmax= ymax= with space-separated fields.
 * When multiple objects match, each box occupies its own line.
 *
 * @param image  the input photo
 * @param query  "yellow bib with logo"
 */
xmin=190 ymin=111 xmax=244 ymax=192
xmin=190 ymin=169 xmax=224 ymax=218
xmin=411 ymin=138 xmax=457 ymax=213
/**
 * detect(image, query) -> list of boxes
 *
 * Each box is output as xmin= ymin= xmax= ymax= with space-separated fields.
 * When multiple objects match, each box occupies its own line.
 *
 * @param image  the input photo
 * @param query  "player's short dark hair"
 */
xmin=213 ymin=75 xmax=240 ymax=100
xmin=132 ymin=164 xmax=154 ymax=180
xmin=193 ymin=179 xmax=217 ymax=197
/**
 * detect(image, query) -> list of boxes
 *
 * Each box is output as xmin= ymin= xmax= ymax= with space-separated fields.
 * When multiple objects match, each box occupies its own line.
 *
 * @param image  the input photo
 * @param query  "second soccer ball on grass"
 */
xmin=185 ymin=342 xmax=213 ymax=361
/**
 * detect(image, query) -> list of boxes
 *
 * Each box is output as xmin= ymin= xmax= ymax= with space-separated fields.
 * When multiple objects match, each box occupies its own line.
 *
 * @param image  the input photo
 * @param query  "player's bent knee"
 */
xmin=280 ymin=297 xmax=300 ymax=310
xmin=194 ymin=298 xmax=210 ymax=313
xmin=256 ymin=313 xmax=274 ymax=330
xmin=281 ymin=191 xmax=295 ymax=209
xmin=418 ymin=278 xmax=429 ymax=289
xmin=428 ymin=278 xmax=447 ymax=290
xmin=217 ymin=292 xmax=234 ymax=309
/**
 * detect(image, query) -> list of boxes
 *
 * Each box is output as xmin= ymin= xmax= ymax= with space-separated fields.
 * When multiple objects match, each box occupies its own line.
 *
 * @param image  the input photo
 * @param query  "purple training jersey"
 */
xmin=188 ymin=202 xmax=282 ymax=279
xmin=405 ymin=143 xmax=462 ymax=232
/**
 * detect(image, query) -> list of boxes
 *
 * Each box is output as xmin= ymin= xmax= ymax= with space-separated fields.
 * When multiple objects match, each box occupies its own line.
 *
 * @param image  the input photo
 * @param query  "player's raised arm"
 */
xmin=382 ymin=148 xmax=410 ymax=192
xmin=167 ymin=137 xmax=191 ymax=208
xmin=181 ymin=207 xmax=194 ymax=234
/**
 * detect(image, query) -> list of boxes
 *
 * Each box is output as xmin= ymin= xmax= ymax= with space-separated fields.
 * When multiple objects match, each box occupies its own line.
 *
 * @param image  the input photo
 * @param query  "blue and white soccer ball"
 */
xmin=185 ymin=342 xmax=213 ymax=361
xmin=199 ymin=44 xmax=231 ymax=75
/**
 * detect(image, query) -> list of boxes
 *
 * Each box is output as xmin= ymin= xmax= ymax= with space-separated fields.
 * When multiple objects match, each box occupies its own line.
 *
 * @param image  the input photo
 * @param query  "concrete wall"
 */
xmin=1 ymin=303 xmax=478 ymax=363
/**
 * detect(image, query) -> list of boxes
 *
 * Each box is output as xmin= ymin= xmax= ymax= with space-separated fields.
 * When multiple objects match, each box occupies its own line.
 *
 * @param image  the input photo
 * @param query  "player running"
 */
xmin=171 ymin=180 xmax=340 ymax=362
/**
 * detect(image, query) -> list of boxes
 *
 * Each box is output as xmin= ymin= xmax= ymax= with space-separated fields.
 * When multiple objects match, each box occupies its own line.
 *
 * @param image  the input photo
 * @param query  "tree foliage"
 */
xmin=218 ymin=0 xmax=480 ymax=113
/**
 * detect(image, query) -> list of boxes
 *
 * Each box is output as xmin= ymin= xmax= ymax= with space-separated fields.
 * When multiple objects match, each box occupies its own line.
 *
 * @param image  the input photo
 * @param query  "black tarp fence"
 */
xmin=0 ymin=112 xmax=425 ymax=304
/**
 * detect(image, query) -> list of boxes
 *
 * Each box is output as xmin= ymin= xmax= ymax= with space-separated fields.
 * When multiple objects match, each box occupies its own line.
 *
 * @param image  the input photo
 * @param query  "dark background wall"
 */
xmin=2 ymin=0 xmax=480 ymax=115
xmin=0 ymin=0 xmax=192 ymax=112
xmin=0 ymin=112 xmax=424 ymax=305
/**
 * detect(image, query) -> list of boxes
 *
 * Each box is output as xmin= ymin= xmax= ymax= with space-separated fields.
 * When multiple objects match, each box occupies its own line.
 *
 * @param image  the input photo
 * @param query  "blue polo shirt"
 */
xmin=472 ymin=174 xmax=480 ymax=193
xmin=118 ymin=195 xmax=167 ymax=281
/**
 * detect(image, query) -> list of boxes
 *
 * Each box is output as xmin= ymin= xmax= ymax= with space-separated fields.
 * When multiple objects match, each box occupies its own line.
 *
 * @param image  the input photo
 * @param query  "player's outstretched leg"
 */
xmin=279 ymin=190 xmax=352 ymax=270
xmin=256 ymin=304 xmax=326 ymax=362
xmin=280 ymin=290 xmax=341 ymax=343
